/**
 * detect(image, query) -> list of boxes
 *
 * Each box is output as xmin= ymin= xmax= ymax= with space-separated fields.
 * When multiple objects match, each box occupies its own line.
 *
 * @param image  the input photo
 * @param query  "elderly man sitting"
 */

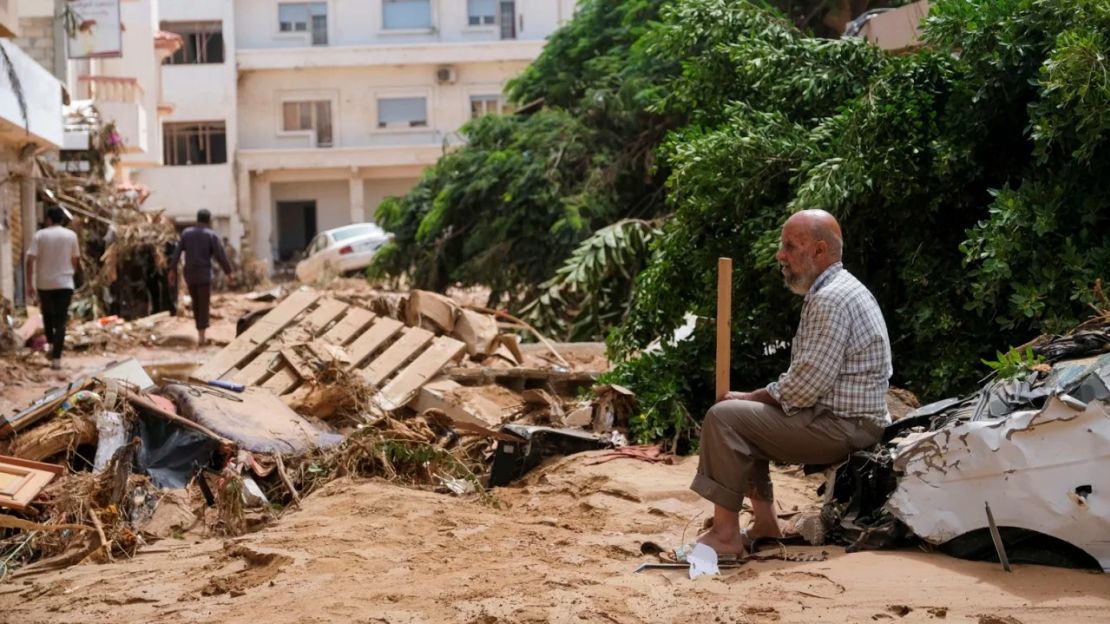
xmin=692 ymin=209 xmax=892 ymax=556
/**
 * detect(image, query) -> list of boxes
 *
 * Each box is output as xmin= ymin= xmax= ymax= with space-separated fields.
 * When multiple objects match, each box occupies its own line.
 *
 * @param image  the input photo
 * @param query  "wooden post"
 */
xmin=716 ymin=257 xmax=732 ymax=401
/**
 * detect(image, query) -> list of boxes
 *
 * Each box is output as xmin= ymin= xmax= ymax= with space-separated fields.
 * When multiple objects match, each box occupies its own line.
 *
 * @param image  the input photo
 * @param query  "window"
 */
xmin=282 ymin=101 xmax=333 ymax=147
xmin=162 ymin=21 xmax=224 ymax=64
xmin=382 ymin=0 xmax=432 ymax=30
xmin=467 ymin=0 xmax=496 ymax=26
xmin=377 ymin=97 xmax=427 ymax=128
xmin=470 ymin=95 xmax=515 ymax=118
xmin=163 ymin=122 xmax=228 ymax=166
xmin=279 ymin=2 xmax=327 ymax=45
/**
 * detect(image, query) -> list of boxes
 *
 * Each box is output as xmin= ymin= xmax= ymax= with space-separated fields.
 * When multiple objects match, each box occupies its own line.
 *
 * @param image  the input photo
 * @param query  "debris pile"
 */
xmin=0 ymin=286 xmax=624 ymax=577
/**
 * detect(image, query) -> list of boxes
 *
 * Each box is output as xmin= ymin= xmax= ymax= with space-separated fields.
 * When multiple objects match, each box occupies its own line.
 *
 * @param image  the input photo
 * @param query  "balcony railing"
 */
xmin=76 ymin=75 xmax=145 ymax=103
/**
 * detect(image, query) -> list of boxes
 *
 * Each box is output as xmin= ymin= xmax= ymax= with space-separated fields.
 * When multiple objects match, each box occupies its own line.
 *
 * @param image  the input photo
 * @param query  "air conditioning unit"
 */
xmin=435 ymin=66 xmax=457 ymax=84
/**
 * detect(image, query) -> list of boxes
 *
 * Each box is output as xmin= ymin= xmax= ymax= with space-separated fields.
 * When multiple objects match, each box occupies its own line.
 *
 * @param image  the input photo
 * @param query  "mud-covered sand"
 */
xmin=3 ymin=453 xmax=1107 ymax=624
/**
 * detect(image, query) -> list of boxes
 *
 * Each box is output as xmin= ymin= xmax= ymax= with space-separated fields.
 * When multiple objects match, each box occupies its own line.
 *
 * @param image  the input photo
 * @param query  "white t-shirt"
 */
xmin=27 ymin=225 xmax=80 ymax=290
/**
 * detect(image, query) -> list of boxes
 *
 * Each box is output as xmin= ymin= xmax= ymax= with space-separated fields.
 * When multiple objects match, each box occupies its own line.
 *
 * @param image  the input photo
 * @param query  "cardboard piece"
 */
xmin=406 ymin=290 xmax=458 ymax=332
xmin=412 ymin=377 xmax=506 ymax=428
xmin=453 ymin=309 xmax=499 ymax=357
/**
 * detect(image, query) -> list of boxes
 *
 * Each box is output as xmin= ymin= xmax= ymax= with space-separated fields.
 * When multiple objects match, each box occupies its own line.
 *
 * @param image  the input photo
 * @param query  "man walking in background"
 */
xmin=169 ymin=209 xmax=234 ymax=346
xmin=25 ymin=206 xmax=81 ymax=370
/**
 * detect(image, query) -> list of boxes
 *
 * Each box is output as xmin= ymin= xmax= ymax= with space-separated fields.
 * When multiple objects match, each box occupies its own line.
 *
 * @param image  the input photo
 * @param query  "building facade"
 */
xmin=1 ymin=0 xmax=63 ymax=303
xmin=129 ymin=0 xmax=576 ymax=270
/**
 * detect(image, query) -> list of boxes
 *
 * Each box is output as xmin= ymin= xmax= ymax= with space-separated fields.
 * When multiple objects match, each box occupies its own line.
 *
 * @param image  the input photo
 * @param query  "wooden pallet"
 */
xmin=192 ymin=291 xmax=466 ymax=412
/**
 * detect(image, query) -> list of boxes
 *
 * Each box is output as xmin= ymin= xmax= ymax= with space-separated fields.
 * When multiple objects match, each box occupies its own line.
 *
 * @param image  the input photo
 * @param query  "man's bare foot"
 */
xmin=696 ymin=528 xmax=747 ymax=557
xmin=746 ymin=520 xmax=786 ymax=542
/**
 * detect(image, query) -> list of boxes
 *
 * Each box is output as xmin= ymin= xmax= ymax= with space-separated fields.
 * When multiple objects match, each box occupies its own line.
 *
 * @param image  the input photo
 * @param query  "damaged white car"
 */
xmin=820 ymin=331 xmax=1110 ymax=571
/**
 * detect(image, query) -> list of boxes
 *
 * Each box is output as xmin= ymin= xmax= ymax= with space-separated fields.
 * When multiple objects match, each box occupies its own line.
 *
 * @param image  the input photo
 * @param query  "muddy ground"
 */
xmin=3 ymin=457 xmax=1107 ymax=624
xmin=1 ymin=290 xmax=1108 ymax=623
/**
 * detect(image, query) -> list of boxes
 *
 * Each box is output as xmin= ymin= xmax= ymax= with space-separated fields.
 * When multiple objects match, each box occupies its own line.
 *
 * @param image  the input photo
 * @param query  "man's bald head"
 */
xmin=776 ymin=209 xmax=844 ymax=295
xmin=784 ymin=209 xmax=843 ymax=261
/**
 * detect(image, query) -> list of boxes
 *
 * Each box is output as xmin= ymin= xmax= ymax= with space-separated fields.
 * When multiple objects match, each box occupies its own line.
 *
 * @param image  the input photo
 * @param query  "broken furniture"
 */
xmin=193 ymin=290 xmax=468 ymax=413
xmin=0 ymin=455 xmax=64 ymax=511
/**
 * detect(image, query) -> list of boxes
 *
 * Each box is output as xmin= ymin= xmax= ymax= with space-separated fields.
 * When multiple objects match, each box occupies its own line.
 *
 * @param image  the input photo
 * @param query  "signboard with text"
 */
xmin=65 ymin=0 xmax=122 ymax=59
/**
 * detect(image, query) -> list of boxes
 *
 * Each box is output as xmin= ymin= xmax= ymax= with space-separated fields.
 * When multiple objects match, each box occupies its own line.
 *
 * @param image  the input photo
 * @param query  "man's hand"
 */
xmin=717 ymin=389 xmax=782 ymax=409
xmin=167 ymin=271 xmax=176 ymax=286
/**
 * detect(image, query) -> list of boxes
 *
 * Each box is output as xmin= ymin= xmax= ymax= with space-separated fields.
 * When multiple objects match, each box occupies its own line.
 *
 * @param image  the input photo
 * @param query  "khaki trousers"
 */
xmin=690 ymin=400 xmax=884 ymax=512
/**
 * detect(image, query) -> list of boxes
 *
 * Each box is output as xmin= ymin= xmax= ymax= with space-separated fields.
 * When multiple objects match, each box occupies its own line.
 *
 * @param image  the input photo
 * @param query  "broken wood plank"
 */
xmin=193 ymin=290 xmax=318 ymax=381
xmin=362 ymin=327 xmax=435 ymax=387
xmin=1 ymin=377 xmax=97 ymax=438
xmin=232 ymin=298 xmax=349 ymax=386
xmin=441 ymin=366 xmax=600 ymax=384
xmin=260 ymin=366 xmax=300 ymax=395
xmin=345 ymin=317 xmax=405 ymax=369
xmin=232 ymin=350 xmax=283 ymax=386
xmin=8 ymin=414 xmax=97 ymax=462
xmin=320 ymin=308 xmax=376 ymax=346
xmin=279 ymin=347 xmax=316 ymax=382
xmin=377 ymin=337 xmax=467 ymax=411
xmin=295 ymin=298 xmax=349 ymax=338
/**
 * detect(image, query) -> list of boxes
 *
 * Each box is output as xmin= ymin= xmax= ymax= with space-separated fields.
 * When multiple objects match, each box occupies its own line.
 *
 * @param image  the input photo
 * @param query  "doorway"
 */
xmin=275 ymin=200 xmax=317 ymax=262
xmin=499 ymin=1 xmax=516 ymax=39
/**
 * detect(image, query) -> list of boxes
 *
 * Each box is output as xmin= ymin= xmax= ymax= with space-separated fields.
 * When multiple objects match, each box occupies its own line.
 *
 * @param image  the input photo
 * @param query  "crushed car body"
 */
xmin=823 ymin=331 xmax=1110 ymax=571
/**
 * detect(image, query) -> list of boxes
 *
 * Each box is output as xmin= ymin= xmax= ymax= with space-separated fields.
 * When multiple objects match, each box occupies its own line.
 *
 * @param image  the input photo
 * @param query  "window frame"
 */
xmin=467 ymin=89 xmax=516 ymax=119
xmin=374 ymin=93 xmax=431 ymax=131
xmin=380 ymin=0 xmax=435 ymax=33
xmin=162 ymin=121 xmax=229 ymax=166
xmin=276 ymin=1 xmax=328 ymax=45
xmin=277 ymin=94 xmax=336 ymax=148
xmin=466 ymin=0 xmax=497 ymax=28
xmin=161 ymin=21 xmax=225 ymax=65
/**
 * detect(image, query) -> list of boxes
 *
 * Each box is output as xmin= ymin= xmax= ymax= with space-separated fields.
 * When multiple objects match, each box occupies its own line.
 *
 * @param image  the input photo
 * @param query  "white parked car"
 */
xmin=295 ymin=223 xmax=393 ymax=282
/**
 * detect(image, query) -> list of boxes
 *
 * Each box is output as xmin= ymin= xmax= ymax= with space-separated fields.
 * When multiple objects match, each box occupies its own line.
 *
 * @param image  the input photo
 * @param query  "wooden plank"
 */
xmin=261 ymin=367 xmax=300 ymax=395
xmin=345 ymin=317 xmax=405 ymax=369
xmin=321 ymin=307 xmax=376 ymax=346
xmin=296 ymin=298 xmax=349 ymax=338
xmin=716 ymin=257 xmax=732 ymax=401
xmin=232 ymin=350 xmax=283 ymax=386
xmin=441 ymin=366 xmax=600 ymax=384
xmin=377 ymin=337 xmax=467 ymax=411
xmin=193 ymin=290 xmax=318 ymax=381
xmin=279 ymin=347 xmax=316 ymax=381
xmin=361 ymin=327 xmax=435 ymax=387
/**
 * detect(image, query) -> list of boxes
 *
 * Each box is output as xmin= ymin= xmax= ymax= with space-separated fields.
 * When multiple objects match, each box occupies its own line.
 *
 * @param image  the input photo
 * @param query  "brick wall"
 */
xmin=12 ymin=17 xmax=56 ymax=77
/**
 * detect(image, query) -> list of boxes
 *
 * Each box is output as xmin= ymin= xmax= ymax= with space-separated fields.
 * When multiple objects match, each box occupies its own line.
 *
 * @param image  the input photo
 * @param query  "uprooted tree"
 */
xmin=373 ymin=0 xmax=1110 ymax=446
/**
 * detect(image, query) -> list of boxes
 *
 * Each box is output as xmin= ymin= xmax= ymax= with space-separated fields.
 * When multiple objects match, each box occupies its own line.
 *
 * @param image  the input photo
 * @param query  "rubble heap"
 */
xmin=0 ymin=286 xmax=627 ymax=578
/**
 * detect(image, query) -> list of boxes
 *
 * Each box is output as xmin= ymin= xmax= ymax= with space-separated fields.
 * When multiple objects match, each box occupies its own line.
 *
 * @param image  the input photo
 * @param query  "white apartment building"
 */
xmin=127 ymin=0 xmax=576 ymax=269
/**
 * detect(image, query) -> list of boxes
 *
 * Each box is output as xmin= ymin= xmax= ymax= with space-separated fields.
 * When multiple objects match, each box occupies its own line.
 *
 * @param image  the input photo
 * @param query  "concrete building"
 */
xmin=131 ymin=0 xmax=576 ymax=270
xmin=0 ymin=0 xmax=63 ymax=303
xmin=7 ymin=1 xmax=575 ymax=272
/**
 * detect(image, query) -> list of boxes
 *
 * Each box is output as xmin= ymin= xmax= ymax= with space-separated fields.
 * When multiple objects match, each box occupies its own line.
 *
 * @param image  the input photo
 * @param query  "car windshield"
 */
xmin=330 ymin=224 xmax=386 ymax=242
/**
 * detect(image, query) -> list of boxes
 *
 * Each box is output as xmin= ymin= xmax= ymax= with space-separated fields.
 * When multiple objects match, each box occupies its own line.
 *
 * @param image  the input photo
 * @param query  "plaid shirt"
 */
xmin=767 ymin=263 xmax=892 ymax=421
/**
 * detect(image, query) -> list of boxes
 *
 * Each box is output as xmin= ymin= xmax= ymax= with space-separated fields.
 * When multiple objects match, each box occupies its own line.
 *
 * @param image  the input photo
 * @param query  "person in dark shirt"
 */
xmin=169 ymin=209 xmax=234 ymax=346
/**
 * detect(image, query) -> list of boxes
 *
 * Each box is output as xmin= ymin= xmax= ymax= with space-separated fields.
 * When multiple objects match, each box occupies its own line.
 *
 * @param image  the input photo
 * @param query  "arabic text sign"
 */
xmin=66 ymin=0 xmax=122 ymax=59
